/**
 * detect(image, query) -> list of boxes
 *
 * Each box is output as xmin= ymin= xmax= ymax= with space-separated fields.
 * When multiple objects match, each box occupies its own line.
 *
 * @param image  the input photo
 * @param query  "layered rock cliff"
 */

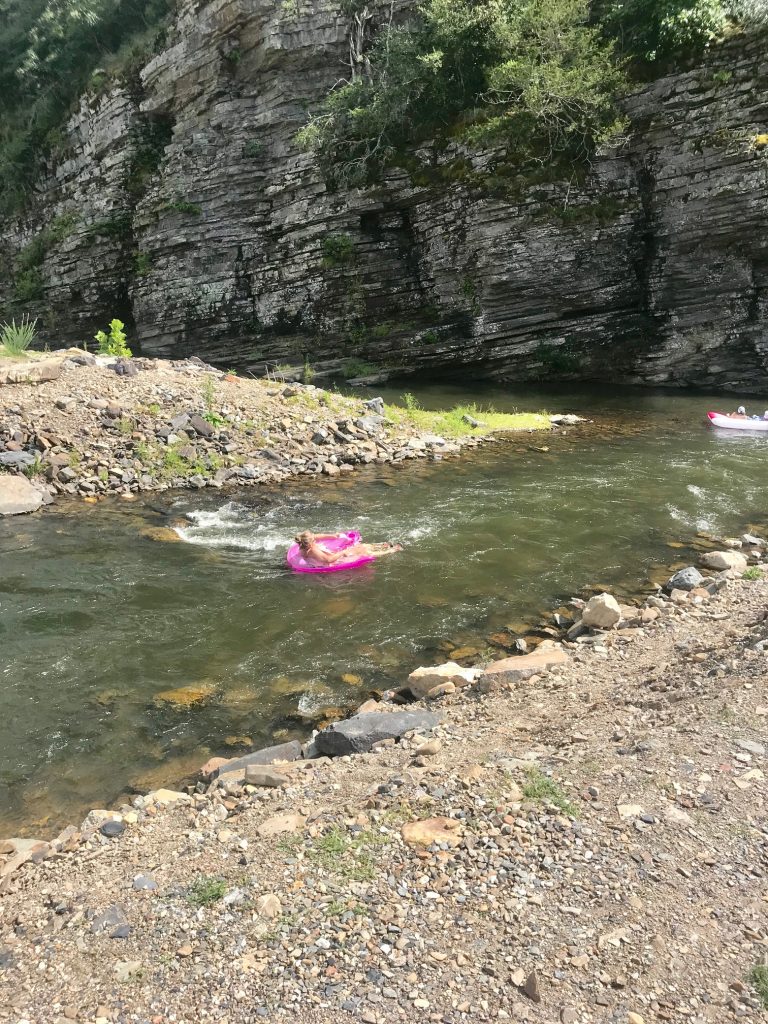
xmin=2 ymin=0 xmax=767 ymax=392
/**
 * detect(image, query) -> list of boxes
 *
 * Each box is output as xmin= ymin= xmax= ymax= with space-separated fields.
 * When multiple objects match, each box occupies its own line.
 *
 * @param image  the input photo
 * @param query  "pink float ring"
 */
xmin=286 ymin=530 xmax=376 ymax=573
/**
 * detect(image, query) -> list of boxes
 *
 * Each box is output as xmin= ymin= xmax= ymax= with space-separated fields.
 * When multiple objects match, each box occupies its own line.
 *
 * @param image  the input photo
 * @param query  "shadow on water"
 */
xmin=1 ymin=382 xmax=767 ymax=834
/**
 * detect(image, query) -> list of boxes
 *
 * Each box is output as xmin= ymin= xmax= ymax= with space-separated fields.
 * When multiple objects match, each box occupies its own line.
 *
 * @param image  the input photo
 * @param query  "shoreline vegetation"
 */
xmin=1 ymin=546 xmax=767 ymax=1019
xmin=0 ymin=350 xmax=561 ymax=515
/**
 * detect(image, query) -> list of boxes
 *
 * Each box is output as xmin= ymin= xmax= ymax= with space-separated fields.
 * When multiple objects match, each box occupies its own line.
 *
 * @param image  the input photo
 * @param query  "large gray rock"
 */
xmin=666 ymin=566 xmax=704 ymax=592
xmin=0 ymin=452 xmax=36 ymax=468
xmin=0 ymin=476 xmax=43 ymax=516
xmin=0 ymin=358 xmax=63 ymax=385
xmin=212 ymin=739 xmax=302 ymax=778
xmin=314 ymin=710 xmax=441 ymax=756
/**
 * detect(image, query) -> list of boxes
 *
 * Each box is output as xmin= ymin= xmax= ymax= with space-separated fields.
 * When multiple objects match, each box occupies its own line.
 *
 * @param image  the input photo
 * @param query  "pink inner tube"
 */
xmin=286 ymin=530 xmax=377 ymax=573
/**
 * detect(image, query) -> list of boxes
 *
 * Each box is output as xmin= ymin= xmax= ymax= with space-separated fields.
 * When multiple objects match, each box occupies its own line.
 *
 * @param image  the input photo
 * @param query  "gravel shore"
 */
xmin=0 ymin=353 xmax=552 ymax=511
xmin=2 ymin=570 xmax=767 ymax=1023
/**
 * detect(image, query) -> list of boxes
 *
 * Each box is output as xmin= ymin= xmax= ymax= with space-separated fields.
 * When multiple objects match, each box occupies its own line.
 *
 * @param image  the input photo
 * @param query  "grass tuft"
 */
xmin=743 ymin=566 xmax=763 ymax=581
xmin=749 ymin=964 xmax=768 ymax=1009
xmin=0 ymin=315 xmax=37 ymax=356
xmin=523 ymin=767 xmax=578 ymax=817
xmin=186 ymin=876 xmax=227 ymax=907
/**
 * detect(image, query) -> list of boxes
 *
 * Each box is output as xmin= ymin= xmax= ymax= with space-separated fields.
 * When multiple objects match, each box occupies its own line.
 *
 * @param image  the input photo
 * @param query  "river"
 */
xmin=1 ymin=383 xmax=767 ymax=835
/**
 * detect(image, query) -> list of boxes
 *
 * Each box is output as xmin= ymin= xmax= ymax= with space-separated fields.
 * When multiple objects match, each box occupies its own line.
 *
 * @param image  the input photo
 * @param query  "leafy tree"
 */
xmin=298 ymin=0 xmax=628 ymax=189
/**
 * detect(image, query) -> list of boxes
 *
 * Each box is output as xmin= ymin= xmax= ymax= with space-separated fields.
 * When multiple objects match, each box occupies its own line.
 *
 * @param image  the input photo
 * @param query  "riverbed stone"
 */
xmin=244 ymin=766 xmax=289 ymax=787
xmin=0 ymin=475 xmax=43 ymax=516
xmin=700 ymin=550 xmax=748 ymax=572
xmin=212 ymin=739 xmax=302 ymax=778
xmin=314 ymin=710 xmax=441 ymax=756
xmin=666 ymin=566 xmax=704 ymax=592
xmin=480 ymin=648 xmax=568 ymax=685
xmin=401 ymin=816 xmax=463 ymax=848
xmin=405 ymin=661 xmax=479 ymax=699
xmin=581 ymin=593 xmax=622 ymax=628
xmin=153 ymin=682 xmax=217 ymax=709
xmin=0 ymin=357 xmax=63 ymax=384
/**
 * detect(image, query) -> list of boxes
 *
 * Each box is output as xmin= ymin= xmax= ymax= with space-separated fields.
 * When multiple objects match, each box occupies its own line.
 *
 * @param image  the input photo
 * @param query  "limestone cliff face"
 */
xmin=2 ymin=0 xmax=767 ymax=392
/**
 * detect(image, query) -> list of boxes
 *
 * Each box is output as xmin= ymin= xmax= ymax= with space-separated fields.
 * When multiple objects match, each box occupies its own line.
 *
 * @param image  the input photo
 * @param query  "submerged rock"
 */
xmin=153 ymin=682 xmax=217 ymax=709
xmin=314 ymin=710 xmax=441 ymax=756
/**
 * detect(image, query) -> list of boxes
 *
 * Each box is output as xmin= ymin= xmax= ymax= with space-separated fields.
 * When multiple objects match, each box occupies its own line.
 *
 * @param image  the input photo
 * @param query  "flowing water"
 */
xmin=1 ymin=383 xmax=767 ymax=835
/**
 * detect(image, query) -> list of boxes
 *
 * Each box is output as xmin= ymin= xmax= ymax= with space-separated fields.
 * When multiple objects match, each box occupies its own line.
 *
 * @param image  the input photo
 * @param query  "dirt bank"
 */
xmin=0 ymin=352 xmax=553 ymax=511
xmin=1 ymin=569 xmax=767 ymax=1022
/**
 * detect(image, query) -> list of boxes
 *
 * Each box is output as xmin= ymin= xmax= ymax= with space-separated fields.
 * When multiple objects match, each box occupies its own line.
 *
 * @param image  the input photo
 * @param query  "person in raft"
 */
xmin=294 ymin=531 xmax=402 ymax=567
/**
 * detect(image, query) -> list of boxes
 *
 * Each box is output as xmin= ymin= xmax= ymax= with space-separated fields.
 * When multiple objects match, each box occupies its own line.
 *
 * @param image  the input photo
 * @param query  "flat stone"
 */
xmin=244 ymin=766 xmax=289 ymax=787
xmin=0 ymin=475 xmax=43 ymax=516
xmin=188 ymin=413 xmax=214 ymax=437
xmin=401 ymin=816 xmax=463 ymax=848
xmin=256 ymin=812 xmax=306 ymax=837
xmin=480 ymin=648 xmax=568 ymax=685
xmin=255 ymin=893 xmax=281 ymax=919
xmin=143 ymin=789 xmax=192 ymax=807
xmin=314 ymin=710 xmax=441 ymax=756
xmin=736 ymin=739 xmax=765 ymax=756
xmin=212 ymin=739 xmax=302 ymax=778
xmin=0 ymin=357 xmax=63 ymax=384
xmin=100 ymin=820 xmax=125 ymax=838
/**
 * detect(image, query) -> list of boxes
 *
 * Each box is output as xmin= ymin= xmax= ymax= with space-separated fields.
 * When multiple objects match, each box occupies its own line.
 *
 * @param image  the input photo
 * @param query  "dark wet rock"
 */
xmin=212 ymin=739 xmax=302 ymax=778
xmin=314 ymin=710 xmax=441 ymax=756
xmin=100 ymin=820 xmax=126 ymax=838
xmin=666 ymin=566 xmax=704 ymax=592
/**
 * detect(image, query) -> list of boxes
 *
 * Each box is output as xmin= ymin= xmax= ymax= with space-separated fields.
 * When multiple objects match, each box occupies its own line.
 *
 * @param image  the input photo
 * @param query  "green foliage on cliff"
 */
xmin=298 ymin=0 xmax=628 ymax=188
xmin=0 ymin=0 xmax=169 ymax=215
xmin=603 ymin=0 xmax=728 ymax=63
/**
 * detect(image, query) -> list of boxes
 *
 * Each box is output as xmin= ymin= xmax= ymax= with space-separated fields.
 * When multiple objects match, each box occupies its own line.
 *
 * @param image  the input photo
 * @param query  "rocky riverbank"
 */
xmin=2 ymin=544 xmax=768 ymax=1022
xmin=0 ymin=351 xmax=559 ymax=515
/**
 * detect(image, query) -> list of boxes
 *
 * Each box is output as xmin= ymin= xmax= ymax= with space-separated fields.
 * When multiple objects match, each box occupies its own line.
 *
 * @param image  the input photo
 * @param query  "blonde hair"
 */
xmin=295 ymin=531 xmax=315 ymax=550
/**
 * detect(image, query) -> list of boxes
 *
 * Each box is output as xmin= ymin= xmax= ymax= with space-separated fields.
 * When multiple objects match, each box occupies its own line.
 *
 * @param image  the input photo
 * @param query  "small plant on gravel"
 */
xmin=0 ymin=314 xmax=37 ymax=356
xmin=523 ymin=767 xmax=578 ymax=817
xmin=307 ymin=826 xmax=386 ymax=882
xmin=21 ymin=455 xmax=42 ymax=479
xmin=201 ymin=375 xmax=225 ymax=426
xmin=186 ymin=876 xmax=227 ymax=907
xmin=749 ymin=964 xmax=768 ymax=1009
xmin=95 ymin=318 xmax=132 ymax=358
xmin=743 ymin=566 xmax=763 ymax=581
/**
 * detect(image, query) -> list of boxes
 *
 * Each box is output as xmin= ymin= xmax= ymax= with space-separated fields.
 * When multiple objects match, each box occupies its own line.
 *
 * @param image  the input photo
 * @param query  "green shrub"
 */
xmin=242 ymin=139 xmax=263 ymax=158
xmin=321 ymin=233 xmax=356 ymax=267
xmin=186 ymin=876 xmax=227 ymax=907
xmin=602 ymin=0 xmax=727 ymax=64
xmin=298 ymin=0 xmax=627 ymax=189
xmin=95 ymin=317 xmax=132 ymax=357
xmin=0 ymin=315 xmax=38 ymax=355
xmin=134 ymin=251 xmax=152 ymax=277
xmin=342 ymin=359 xmax=379 ymax=378
xmin=13 ymin=269 xmax=44 ymax=303
xmin=749 ymin=964 xmax=768 ymax=1009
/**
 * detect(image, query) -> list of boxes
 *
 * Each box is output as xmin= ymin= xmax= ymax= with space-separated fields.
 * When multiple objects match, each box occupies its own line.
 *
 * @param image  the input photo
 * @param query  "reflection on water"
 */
xmin=1 ymin=382 xmax=767 ymax=834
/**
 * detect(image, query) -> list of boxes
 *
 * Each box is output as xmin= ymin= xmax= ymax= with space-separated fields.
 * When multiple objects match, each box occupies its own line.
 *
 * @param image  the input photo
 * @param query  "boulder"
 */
xmin=700 ymin=550 xmax=748 ymax=572
xmin=0 ymin=357 xmax=63 ymax=384
xmin=212 ymin=739 xmax=302 ymax=778
xmin=244 ymin=766 xmax=288 ymax=787
xmin=0 ymin=475 xmax=43 ymax=516
xmin=581 ymin=593 xmax=622 ymax=629
xmin=314 ymin=710 xmax=441 ymax=756
xmin=480 ymin=648 xmax=568 ymax=685
xmin=405 ymin=661 xmax=479 ymax=699
xmin=665 ymin=566 xmax=703 ymax=592
xmin=0 ymin=451 xmax=36 ymax=468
